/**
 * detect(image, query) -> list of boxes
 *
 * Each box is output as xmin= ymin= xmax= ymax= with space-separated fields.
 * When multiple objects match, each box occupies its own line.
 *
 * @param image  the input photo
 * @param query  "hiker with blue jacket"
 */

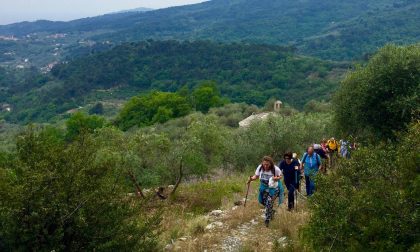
xmin=300 ymin=146 xmax=322 ymax=196
xmin=247 ymin=156 xmax=284 ymax=227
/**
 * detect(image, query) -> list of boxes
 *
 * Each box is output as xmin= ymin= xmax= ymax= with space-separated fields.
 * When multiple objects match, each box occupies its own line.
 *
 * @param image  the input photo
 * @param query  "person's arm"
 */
xmin=294 ymin=162 xmax=299 ymax=171
xmin=247 ymin=165 xmax=261 ymax=184
xmin=300 ymin=154 xmax=305 ymax=170
xmin=273 ymin=167 xmax=282 ymax=181
xmin=247 ymin=174 xmax=258 ymax=183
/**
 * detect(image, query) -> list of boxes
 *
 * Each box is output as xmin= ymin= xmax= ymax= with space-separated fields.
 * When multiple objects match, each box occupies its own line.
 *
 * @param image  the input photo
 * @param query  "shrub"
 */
xmin=333 ymin=44 xmax=420 ymax=141
xmin=0 ymin=128 xmax=161 ymax=251
xmin=302 ymin=123 xmax=419 ymax=251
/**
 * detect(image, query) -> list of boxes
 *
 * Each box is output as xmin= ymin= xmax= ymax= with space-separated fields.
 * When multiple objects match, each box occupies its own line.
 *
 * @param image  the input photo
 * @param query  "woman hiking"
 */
xmin=279 ymin=152 xmax=300 ymax=211
xmin=247 ymin=156 xmax=284 ymax=227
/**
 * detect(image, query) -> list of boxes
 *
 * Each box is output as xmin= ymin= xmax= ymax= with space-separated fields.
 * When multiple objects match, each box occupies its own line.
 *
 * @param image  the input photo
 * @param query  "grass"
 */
xmin=152 ymin=173 xmax=311 ymax=251
xmin=157 ymin=174 xmax=249 ymax=247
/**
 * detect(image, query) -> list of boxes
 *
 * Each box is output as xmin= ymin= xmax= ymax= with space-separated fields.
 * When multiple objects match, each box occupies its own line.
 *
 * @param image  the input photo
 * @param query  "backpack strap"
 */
xmin=301 ymin=153 xmax=308 ymax=164
xmin=316 ymin=153 xmax=321 ymax=167
xmin=302 ymin=153 xmax=321 ymax=167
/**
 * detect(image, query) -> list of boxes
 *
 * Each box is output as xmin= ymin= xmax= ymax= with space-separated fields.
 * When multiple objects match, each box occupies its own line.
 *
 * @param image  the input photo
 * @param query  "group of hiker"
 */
xmin=247 ymin=137 xmax=357 ymax=227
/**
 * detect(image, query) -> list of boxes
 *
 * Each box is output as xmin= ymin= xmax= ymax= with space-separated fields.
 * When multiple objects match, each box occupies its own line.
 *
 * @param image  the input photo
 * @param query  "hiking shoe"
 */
xmin=265 ymin=219 xmax=270 ymax=227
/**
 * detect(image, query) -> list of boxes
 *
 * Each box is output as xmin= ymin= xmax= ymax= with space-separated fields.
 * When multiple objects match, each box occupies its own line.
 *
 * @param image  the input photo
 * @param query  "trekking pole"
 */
xmin=244 ymin=180 xmax=251 ymax=207
xmin=295 ymin=169 xmax=298 ymax=211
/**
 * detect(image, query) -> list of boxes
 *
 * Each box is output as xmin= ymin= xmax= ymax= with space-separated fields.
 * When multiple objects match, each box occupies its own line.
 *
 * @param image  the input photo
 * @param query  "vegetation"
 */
xmin=0 ymin=128 xmax=161 ymax=251
xmin=0 ymin=6 xmax=418 ymax=248
xmin=301 ymin=44 xmax=420 ymax=251
xmin=65 ymin=112 xmax=105 ymax=140
xmin=1 ymin=0 xmax=419 ymax=61
xmin=334 ymin=44 xmax=420 ymax=141
xmin=115 ymin=83 xmax=228 ymax=130
xmin=115 ymin=91 xmax=191 ymax=130
xmin=2 ymin=40 xmax=344 ymax=124
xmin=303 ymin=123 xmax=419 ymax=251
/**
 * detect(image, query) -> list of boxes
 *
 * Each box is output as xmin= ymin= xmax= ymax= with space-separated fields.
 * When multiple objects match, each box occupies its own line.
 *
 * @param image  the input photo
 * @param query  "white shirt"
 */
xmin=255 ymin=165 xmax=282 ymax=185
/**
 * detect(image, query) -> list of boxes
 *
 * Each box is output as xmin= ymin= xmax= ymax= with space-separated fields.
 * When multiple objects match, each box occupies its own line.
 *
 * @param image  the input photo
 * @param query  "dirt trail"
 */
xmin=167 ymin=185 xmax=308 ymax=252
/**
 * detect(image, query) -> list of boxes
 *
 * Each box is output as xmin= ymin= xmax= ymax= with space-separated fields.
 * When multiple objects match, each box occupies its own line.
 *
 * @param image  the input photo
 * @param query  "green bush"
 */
xmin=334 ymin=44 xmax=420 ymax=141
xmin=302 ymin=123 xmax=419 ymax=251
xmin=0 ymin=128 xmax=161 ymax=251
xmin=116 ymin=91 xmax=191 ymax=130
xmin=228 ymin=112 xmax=333 ymax=170
xmin=65 ymin=112 xmax=105 ymax=140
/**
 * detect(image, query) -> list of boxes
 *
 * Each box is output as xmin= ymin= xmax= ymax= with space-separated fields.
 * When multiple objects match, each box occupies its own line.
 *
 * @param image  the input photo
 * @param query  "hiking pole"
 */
xmin=295 ymin=169 xmax=298 ymax=211
xmin=244 ymin=179 xmax=251 ymax=207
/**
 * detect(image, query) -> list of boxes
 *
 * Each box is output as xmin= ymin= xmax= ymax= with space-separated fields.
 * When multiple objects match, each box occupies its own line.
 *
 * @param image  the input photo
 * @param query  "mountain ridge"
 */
xmin=0 ymin=0 xmax=418 ymax=60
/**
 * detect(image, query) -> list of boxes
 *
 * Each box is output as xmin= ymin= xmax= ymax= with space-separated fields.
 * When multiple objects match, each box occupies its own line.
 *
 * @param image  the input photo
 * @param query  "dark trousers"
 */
xmin=305 ymin=175 xmax=315 ymax=196
xmin=285 ymin=183 xmax=296 ymax=209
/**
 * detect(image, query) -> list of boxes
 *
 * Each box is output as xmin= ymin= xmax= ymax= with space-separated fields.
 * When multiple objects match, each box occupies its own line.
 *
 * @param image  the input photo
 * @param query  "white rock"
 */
xmin=213 ymin=221 xmax=223 ymax=227
xmin=268 ymin=242 xmax=273 ymax=246
xmin=278 ymin=237 xmax=287 ymax=243
xmin=210 ymin=209 xmax=224 ymax=216
xmin=164 ymin=244 xmax=173 ymax=250
xmin=205 ymin=224 xmax=214 ymax=230
xmin=178 ymin=237 xmax=188 ymax=241
xmin=168 ymin=185 xmax=175 ymax=189
xmin=231 ymin=206 xmax=238 ymax=211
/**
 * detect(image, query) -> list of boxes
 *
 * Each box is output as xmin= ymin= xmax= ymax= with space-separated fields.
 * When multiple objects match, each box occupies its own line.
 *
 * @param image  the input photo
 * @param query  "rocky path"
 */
xmin=167 ymin=198 xmax=296 ymax=252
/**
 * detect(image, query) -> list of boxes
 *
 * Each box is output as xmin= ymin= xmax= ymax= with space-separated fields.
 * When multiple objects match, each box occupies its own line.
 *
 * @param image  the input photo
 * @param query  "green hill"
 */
xmin=1 ymin=40 xmax=347 ymax=124
xmin=0 ymin=0 xmax=418 ymax=61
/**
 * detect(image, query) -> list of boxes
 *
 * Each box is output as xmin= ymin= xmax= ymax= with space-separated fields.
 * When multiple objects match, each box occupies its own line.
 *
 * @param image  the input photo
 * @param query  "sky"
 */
xmin=0 ymin=0 xmax=207 ymax=25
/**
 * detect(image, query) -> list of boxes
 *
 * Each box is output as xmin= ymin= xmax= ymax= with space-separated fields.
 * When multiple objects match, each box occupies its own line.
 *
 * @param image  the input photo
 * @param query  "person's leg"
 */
xmin=307 ymin=174 xmax=316 ymax=196
xmin=305 ymin=175 xmax=311 ymax=196
xmin=286 ymin=184 xmax=294 ymax=210
xmin=310 ymin=179 xmax=315 ymax=195
xmin=258 ymin=187 xmax=265 ymax=206
xmin=265 ymin=192 xmax=273 ymax=226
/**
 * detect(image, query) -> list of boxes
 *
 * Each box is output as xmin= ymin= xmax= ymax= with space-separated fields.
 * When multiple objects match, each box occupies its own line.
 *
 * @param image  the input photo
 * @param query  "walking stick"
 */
xmin=244 ymin=180 xmax=251 ymax=207
xmin=295 ymin=169 xmax=298 ymax=211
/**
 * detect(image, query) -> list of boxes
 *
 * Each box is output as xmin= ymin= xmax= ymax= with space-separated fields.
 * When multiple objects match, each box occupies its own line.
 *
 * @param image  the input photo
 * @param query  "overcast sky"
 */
xmin=0 ymin=0 xmax=207 ymax=25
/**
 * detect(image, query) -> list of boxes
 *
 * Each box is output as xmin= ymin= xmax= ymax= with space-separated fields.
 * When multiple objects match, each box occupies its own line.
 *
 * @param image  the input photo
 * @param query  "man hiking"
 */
xmin=248 ymin=156 xmax=283 ymax=227
xmin=300 ymin=146 xmax=322 ymax=196
xmin=314 ymin=144 xmax=329 ymax=173
xmin=327 ymin=137 xmax=338 ymax=168
xmin=279 ymin=152 xmax=300 ymax=211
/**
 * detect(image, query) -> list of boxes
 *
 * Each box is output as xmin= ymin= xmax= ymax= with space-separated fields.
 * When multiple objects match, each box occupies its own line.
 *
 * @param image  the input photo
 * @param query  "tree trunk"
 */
xmin=128 ymin=169 xmax=145 ymax=198
xmin=170 ymin=159 xmax=183 ymax=196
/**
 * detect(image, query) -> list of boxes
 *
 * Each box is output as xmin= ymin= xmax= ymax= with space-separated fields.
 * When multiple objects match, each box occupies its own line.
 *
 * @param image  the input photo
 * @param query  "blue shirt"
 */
xmin=301 ymin=152 xmax=321 ymax=176
xmin=279 ymin=159 xmax=299 ymax=186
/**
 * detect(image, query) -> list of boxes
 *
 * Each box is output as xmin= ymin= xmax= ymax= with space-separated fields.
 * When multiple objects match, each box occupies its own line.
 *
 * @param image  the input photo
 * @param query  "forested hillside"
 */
xmin=0 ymin=44 xmax=418 ymax=251
xmin=1 ymin=40 xmax=346 ymax=124
xmin=0 ymin=0 xmax=418 ymax=62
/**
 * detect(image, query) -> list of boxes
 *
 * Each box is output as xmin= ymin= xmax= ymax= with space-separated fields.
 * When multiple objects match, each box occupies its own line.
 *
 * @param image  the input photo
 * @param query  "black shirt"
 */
xmin=279 ymin=159 xmax=299 ymax=186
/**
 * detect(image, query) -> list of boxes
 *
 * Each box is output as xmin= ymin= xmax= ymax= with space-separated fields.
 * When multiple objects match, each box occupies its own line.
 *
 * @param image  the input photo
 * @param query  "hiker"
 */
xmin=247 ymin=156 xmax=284 ymax=226
xmin=292 ymin=153 xmax=301 ymax=166
xmin=300 ymin=146 xmax=322 ymax=196
xmin=339 ymin=139 xmax=350 ymax=159
xmin=314 ymin=144 xmax=329 ymax=173
xmin=321 ymin=139 xmax=329 ymax=153
xmin=327 ymin=137 xmax=338 ymax=167
xmin=279 ymin=152 xmax=300 ymax=211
